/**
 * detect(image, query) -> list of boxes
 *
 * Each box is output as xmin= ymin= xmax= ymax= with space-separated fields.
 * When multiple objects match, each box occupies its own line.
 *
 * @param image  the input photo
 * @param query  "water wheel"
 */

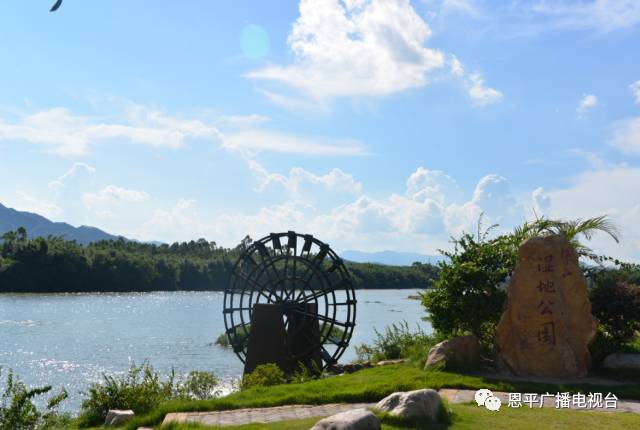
xmin=223 ymin=231 xmax=357 ymax=371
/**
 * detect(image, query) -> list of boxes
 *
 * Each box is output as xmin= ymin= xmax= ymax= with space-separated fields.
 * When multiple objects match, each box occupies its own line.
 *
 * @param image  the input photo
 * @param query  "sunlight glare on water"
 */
xmin=0 ymin=290 xmax=430 ymax=411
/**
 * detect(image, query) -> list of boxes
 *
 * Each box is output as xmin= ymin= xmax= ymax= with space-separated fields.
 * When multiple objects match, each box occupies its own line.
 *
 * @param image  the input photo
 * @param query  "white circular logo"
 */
xmin=474 ymin=389 xmax=494 ymax=406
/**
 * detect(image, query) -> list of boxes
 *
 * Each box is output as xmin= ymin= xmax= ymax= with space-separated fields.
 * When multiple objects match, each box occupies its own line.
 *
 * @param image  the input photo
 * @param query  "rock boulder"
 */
xmin=105 ymin=409 xmax=134 ymax=427
xmin=424 ymin=335 xmax=481 ymax=371
xmin=310 ymin=409 xmax=380 ymax=430
xmin=374 ymin=389 xmax=441 ymax=421
xmin=495 ymin=234 xmax=598 ymax=378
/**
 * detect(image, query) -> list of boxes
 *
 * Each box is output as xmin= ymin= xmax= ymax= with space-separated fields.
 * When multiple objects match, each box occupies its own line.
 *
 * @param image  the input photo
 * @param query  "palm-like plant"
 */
xmin=512 ymin=215 xmax=620 ymax=257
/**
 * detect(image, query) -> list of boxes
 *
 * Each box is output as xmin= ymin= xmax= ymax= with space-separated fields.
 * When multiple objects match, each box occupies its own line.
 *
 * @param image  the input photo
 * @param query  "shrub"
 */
xmin=422 ymin=232 xmax=516 ymax=345
xmin=589 ymin=269 xmax=640 ymax=346
xmin=240 ymin=364 xmax=286 ymax=390
xmin=77 ymin=361 xmax=218 ymax=427
xmin=0 ymin=367 xmax=67 ymax=430
xmin=354 ymin=321 xmax=436 ymax=365
xmin=176 ymin=371 xmax=220 ymax=400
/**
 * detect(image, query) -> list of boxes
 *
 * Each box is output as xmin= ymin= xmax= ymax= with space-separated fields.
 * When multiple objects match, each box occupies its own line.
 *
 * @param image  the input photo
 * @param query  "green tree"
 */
xmin=422 ymin=230 xmax=517 ymax=343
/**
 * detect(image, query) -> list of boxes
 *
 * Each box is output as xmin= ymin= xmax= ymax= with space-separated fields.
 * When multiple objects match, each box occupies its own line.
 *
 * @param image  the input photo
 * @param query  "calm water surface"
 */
xmin=0 ymin=290 xmax=431 ymax=411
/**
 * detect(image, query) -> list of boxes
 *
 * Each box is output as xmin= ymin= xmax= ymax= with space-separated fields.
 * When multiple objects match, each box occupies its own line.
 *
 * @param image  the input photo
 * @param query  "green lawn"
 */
xmin=157 ymin=403 xmax=640 ymax=430
xmin=125 ymin=365 xmax=640 ymax=430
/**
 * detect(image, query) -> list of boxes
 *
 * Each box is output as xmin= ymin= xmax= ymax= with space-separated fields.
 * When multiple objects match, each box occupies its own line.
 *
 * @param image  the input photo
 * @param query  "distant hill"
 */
xmin=341 ymin=250 xmax=445 ymax=266
xmin=0 ymin=203 xmax=122 ymax=245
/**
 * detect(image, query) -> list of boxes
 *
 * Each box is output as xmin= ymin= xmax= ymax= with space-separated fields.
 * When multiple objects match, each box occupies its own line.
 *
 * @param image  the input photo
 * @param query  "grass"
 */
xmin=124 ymin=364 xmax=640 ymax=430
xmin=155 ymin=402 xmax=640 ymax=430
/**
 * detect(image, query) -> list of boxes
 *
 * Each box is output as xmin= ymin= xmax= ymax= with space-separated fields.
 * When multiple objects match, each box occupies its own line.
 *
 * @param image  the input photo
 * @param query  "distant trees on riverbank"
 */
xmin=0 ymin=229 xmax=439 ymax=293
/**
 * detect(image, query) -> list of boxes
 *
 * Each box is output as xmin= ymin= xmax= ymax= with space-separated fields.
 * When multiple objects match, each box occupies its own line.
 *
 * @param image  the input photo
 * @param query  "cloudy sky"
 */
xmin=1 ymin=0 xmax=639 ymax=260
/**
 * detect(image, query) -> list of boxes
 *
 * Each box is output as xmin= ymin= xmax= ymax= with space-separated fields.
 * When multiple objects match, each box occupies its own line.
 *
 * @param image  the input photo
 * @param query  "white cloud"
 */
xmin=257 ymin=89 xmax=330 ymax=112
xmin=221 ymin=130 xmax=367 ymax=156
xmin=448 ymin=55 xmax=465 ymax=77
xmin=247 ymin=0 xmax=447 ymax=100
xmin=216 ymin=114 xmax=270 ymax=128
xmin=630 ymin=80 xmax=640 ymax=104
xmin=577 ymin=93 xmax=598 ymax=114
xmin=406 ymin=167 xmax=460 ymax=204
xmin=127 ymin=167 xmax=523 ymax=254
xmin=0 ymin=103 xmax=369 ymax=158
xmin=83 ymin=185 xmax=150 ymax=208
xmin=442 ymin=0 xmax=481 ymax=16
xmin=48 ymin=162 xmax=96 ymax=191
xmin=532 ymin=0 xmax=640 ymax=32
xmin=0 ymin=106 xmax=220 ymax=156
xmin=536 ymin=166 xmax=640 ymax=260
xmin=609 ymin=117 xmax=640 ymax=154
xmin=249 ymin=161 xmax=363 ymax=196
xmin=532 ymin=186 xmax=551 ymax=215
xmin=467 ymin=72 xmax=503 ymax=106
xmin=444 ymin=174 xmax=519 ymax=236
xmin=12 ymin=191 xmax=63 ymax=219
xmin=137 ymin=199 xmax=307 ymax=245
xmin=246 ymin=1 xmax=502 ymax=107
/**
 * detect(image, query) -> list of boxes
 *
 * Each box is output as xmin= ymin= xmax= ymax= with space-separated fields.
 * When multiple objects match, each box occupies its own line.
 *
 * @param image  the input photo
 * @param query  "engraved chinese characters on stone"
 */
xmin=495 ymin=235 xmax=598 ymax=378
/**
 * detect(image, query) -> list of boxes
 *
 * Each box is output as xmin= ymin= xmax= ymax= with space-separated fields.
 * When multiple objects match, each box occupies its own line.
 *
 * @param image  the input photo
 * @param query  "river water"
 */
xmin=0 ymin=290 xmax=431 ymax=412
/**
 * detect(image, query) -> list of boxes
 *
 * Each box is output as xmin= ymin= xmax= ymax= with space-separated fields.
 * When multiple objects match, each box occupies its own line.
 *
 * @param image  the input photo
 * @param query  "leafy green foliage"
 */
xmin=346 ymin=261 xmax=440 ymax=290
xmin=0 ymin=229 xmax=439 ymax=292
xmin=240 ymin=364 xmax=286 ymax=390
xmin=176 ymin=371 xmax=220 ymax=401
xmin=422 ymin=231 xmax=517 ymax=344
xmin=76 ymin=361 xmax=219 ymax=427
xmin=0 ymin=367 xmax=68 ymax=430
xmin=355 ymin=321 xmax=436 ymax=365
xmin=512 ymin=215 xmax=620 ymax=257
xmin=589 ymin=268 xmax=640 ymax=347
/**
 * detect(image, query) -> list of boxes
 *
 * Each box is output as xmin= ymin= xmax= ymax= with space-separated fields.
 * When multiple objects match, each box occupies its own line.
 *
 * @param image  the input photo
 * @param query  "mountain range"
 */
xmin=340 ymin=250 xmax=444 ymax=266
xmin=0 ymin=203 xmax=121 ymax=245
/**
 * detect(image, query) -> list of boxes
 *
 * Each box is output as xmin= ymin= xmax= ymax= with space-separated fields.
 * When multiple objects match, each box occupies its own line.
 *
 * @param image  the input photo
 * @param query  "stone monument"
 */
xmin=495 ymin=234 xmax=597 ymax=378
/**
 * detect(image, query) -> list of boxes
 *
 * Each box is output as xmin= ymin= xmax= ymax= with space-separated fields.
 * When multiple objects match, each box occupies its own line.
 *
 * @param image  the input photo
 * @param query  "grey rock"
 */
xmin=603 ymin=353 xmax=640 ymax=371
xmin=424 ymin=335 xmax=480 ymax=371
xmin=310 ymin=408 xmax=381 ymax=430
xmin=376 ymin=359 xmax=407 ymax=366
xmin=374 ymin=389 xmax=441 ymax=420
xmin=105 ymin=409 xmax=135 ymax=427
xmin=328 ymin=362 xmax=373 ymax=375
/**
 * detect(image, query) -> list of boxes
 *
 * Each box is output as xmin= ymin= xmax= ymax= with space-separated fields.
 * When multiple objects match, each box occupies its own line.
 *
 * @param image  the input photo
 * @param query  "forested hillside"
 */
xmin=0 ymin=203 xmax=121 ymax=244
xmin=0 ymin=228 xmax=439 ymax=293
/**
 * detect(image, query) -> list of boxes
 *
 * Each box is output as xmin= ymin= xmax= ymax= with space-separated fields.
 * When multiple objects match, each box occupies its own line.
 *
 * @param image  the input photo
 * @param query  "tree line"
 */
xmin=0 ymin=228 xmax=439 ymax=293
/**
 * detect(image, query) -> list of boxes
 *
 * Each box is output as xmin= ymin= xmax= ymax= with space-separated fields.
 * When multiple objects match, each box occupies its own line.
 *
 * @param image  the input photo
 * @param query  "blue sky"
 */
xmin=1 ymin=0 xmax=639 ymax=260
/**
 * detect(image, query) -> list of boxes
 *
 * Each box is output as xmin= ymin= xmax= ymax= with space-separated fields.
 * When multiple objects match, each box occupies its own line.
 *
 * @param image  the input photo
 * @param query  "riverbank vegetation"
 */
xmin=0 ymin=229 xmax=439 ymax=293
xmin=0 ymin=367 xmax=69 ymax=430
xmin=75 ymin=362 xmax=220 ymax=427
xmin=4 ymin=361 xmax=640 ymax=429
